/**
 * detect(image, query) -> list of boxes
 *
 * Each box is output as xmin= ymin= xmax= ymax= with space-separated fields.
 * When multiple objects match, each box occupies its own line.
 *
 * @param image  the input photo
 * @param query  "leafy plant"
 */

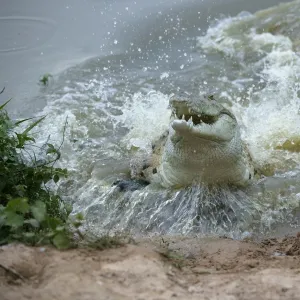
xmin=0 ymin=93 xmax=78 ymax=248
xmin=39 ymin=73 xmax=52 ymax=86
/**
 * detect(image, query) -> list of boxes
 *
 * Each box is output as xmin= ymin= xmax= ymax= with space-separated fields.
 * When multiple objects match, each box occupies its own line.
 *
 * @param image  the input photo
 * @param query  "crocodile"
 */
xmin=134 ymin=95 xmax=255 ymax=188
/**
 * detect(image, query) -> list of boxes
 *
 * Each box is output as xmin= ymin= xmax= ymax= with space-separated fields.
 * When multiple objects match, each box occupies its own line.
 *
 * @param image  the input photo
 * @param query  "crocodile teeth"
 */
xmin=182 ymin=114 xmax=185 ymax=120
xmin=188 ymin=116 xmax=193 ymax=124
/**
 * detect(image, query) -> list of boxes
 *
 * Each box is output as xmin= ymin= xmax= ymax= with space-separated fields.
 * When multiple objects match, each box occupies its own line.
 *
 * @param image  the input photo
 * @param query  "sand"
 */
xmin=1 ymin=235 xmax=300 ymax=300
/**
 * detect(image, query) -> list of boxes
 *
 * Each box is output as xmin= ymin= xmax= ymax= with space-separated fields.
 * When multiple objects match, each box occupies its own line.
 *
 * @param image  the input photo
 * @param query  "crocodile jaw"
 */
xmin=171 ymin=113 xmax=236 ymax=142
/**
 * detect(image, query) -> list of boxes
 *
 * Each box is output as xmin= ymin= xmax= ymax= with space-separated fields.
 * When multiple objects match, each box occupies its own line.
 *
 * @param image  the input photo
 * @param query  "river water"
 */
xmin=1 ymin=0 xmax=300 ymax=238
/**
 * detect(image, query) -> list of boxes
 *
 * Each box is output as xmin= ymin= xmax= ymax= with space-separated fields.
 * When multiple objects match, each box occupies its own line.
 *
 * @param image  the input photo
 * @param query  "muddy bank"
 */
xmin=1 ymin=235 xmax=300 ymax=300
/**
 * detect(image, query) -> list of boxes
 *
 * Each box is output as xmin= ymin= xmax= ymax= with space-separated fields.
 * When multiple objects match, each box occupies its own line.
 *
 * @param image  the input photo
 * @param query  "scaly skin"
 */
xmin=144 ymin=96 xmax=254 ymax=188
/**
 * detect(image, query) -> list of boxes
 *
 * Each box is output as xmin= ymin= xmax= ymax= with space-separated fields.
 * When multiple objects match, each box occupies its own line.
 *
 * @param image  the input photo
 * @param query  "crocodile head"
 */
xmin=169 ymin=96 xmax=237 ymax=142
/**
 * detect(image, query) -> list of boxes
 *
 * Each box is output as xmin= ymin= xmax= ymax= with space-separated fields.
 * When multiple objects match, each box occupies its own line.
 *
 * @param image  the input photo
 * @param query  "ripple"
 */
xmin=0 ymin=16 xmax=56 ymax=53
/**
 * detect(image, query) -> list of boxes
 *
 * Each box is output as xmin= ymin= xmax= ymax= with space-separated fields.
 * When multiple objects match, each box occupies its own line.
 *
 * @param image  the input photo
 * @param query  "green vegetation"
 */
xmin=0 ymin=89 xmax=127 ymax=251
xmin=0 ymin=91 xmax=79 ymax=249
xmin=39 ymin=73 xmax=52 ymax=86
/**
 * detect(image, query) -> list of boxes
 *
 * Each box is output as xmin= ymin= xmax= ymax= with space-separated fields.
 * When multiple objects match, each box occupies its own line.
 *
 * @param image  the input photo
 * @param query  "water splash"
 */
xmin=197 ymin=1 xmax=300 ymax=175
xmin=84 ymin=183 xmax=264 ymax=238
xmin=120 ymin=91 xmax=171 ymax=152
xmin=21 ymin=0 xmax=300 ymax=239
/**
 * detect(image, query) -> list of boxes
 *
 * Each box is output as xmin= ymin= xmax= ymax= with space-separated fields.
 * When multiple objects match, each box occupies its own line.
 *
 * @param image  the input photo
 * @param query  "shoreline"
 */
xmin=2 ymin=234 xmax=300 ymax=299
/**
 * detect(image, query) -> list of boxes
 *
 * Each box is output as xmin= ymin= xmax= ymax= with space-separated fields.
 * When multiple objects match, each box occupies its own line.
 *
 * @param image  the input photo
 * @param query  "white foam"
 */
xmin=197 ymin=13 xmax=254 ymax=59
xmin=234 ymin=50 xmax=300 ymax=171
xmin=197 ymin=12 xmax=300 ymax=173
xmin=121 ymin=91 xmax=171 ymax=152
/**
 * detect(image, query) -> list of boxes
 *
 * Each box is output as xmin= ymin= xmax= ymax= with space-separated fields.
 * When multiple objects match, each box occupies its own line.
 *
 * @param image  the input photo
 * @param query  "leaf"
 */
xmin=72 ymin=221 xmax=83 ymax=229
xmin=45 ymin=216 xmax=62 ymax=230
xmin=72 ymin=213 xmax=84 ymax=228
xmin=0 ymin=98 xmax=12 ymax=110
xmin=46 ymin=143 xmax=56 ymax=154
xmin=6 ymin=198 xmax=29 ymax=214
xmin=24 ymin=218 xmax=40 ymax=228
xmin=23 ymin=232 xmax=35 ymax=238
xmin=4 ymin=211 xmax=24 ymax=228
xmin=59 ymin=168 xmax=68 ymax=177
xmin=21 ymin=116 xmax=46 ymax=136
xmin=64 ymin=203 xmax=73 ymax=216
xmin=31 ymin=201 xmax=46 ymax=222
xmin=76 ymin=213 xmax=84 ymax=221
xmin=14 ymin=117 xmax=35 ymax=126
xmin=15 ymin=185 xmax=27 ymax=197
xmin=39 ymin=74 xmax=52 ymax=86
xmin=11 ymin=233 xmax=22 ymax=240
xmin=46 ymin=144 xmax=60 ymax=159
xmin=45 ymin=231 xmax=55 ymax=238
xmin=15 ymin=133 xmax=35 ymax=148
xmin=55 ymin=225 xmax=65 ymax=232
xmin=53 ymin=174 xmax=59 ymax=183
xmin=52 ymin=232 xmax=71 ymax=249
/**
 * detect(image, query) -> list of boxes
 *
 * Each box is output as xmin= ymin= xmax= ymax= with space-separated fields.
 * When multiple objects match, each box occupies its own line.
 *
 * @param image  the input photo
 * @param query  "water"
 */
xmin=1 ymin=0 xmax=300 ymax=239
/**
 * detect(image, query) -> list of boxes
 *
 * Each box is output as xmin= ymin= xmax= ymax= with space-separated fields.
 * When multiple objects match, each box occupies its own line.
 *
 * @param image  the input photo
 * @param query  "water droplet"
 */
xmin=160 ymin=72 xmax=169 ymax=79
